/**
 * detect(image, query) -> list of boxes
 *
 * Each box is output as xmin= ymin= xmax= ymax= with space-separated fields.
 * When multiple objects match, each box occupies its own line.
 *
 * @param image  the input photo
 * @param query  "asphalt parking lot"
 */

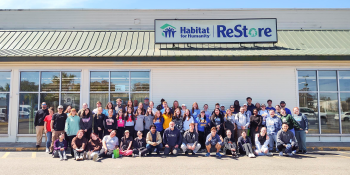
xmin=1 ymin=151 xmax=350 ymax=175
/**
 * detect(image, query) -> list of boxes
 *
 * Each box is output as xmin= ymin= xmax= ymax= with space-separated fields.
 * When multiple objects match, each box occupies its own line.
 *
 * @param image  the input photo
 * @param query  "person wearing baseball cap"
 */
xmin=50 ymin=105 xmax=68 ymax=153
xmin=143 ymin=97 xmax=150 ymax=110
xmin=280 ymin=101 xmax=292 ymax=115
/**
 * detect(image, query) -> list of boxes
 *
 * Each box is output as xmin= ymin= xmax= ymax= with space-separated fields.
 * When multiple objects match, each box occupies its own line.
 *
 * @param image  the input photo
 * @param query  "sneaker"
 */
xmin=216 ymin=152 xmax=222 ymax=157
xmin=172 ymin=149 xmax=177 ymax=155
xmin=267 ymin=152 xmax=273 ymax=156
xmin=139 ymin=152 xmax=142 ymax=157
xmin=36 ymin=145 xmax=40 ymax=148
xmin=46 ymin=148 xmax=49 ymax=153
xmin=154 ymin=148 xmax=157 ymax=152
xmin=192 ymin=151 xmax=196 ymax=155
xmin=60 ymin=158 xmax=63 ymax=161
xmin=205 ymin=152 xmax=210 ymax=157
xmin=288 ymin=153 xmax=293 ymax=156
xmin=251 ymin=154 xmax=256 ymax=158
xmin=76 ymin=156 xmax=79 ymax=160
xmin=279 ymin=152 xmax=283 ymax=156
xmin=185 ymin=151 xmax=188 ymax=155
xmin=83 ymin=152 xmax=87 ymax=160
xmin=92 ymin=154 xmax=98 ymax=161
xmin=79 ymin=155 xmax=84 ymax=160
xmin=232 ymin=153 xmax=238 ymax=158
xmin=292 ymin=150 xmax=296 ymax=155
xmin=303 ymin=151 xmax=308 ymax=154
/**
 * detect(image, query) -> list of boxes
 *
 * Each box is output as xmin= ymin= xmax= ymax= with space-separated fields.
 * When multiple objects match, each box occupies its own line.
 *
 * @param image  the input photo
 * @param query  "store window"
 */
xmin=0 ymin=72 xmax=11 ymax=134
xmin=18 ymin=71 xmax=81 ymax=134
xmin=298 ymin=70 xmax=349 ymax=134
xmin=90 ymin=71 xmax=150 ymax=109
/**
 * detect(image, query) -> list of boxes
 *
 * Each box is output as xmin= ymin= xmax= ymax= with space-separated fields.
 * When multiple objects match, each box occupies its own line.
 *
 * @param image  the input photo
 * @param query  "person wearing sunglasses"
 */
xmin=50 ymin=105 xmax=68 ymax=153
xmin=34 ymin=102 xmax=49 ymax=148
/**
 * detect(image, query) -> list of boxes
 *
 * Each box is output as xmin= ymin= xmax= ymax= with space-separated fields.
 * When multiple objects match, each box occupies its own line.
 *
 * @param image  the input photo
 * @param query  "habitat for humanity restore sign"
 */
xmin=155 ymin=19 xmax=277 ymax=43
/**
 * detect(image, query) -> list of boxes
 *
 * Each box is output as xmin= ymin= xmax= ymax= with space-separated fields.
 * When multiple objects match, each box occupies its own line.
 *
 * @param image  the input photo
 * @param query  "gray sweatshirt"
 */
xmin=182 ymin=130 xmax=198 ymax=146
xmin=144 ymin=115 xmax=155 ymax=130
xmin=277 ymin=129 xmax=296 ymax=146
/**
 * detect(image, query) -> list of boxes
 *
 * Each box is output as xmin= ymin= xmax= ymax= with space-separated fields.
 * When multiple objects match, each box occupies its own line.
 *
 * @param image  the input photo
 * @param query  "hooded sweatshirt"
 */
xmin=80 ymin=115 xmax=93 ymax=130
xmin=266 ymin=115 xmax=282 ymax=135
xmin=235 ymin=112 xmax=250 ymax=129
xmin=163 ymin=127 xmax=181 ymax=147
xmin=183 ymin=130 xmax=198 ymax=146
xmin=172 ymin=116 xmax=184 ymax=133
xmin=292 ymin=113 xmax=308 ymax=131
xmin=65 ymin=115 xmax=80 ymax=136
xmin=280 ymin=114 xmax=300 ymax=130
xmin=224 ymin=115 xmax=236 ymax=131
xmin=93 ymin=113 xmax=105 ymax=131
xmin=87 ymin=138 xmax=102 ymax=152
xmin=277 ymin=129 xmax=296 ymax=146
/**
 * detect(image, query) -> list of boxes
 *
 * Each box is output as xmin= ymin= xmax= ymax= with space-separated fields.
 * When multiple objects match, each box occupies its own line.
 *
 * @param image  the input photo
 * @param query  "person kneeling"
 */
xmin=237 ymin=131 xmax=255 ymax=158
xmin=181 ymin=123 xmax=201 ymax=155
xmin=223 ymin=130 xmax=238 ymax=158
xmin=277 ymin=123 xmax=298 ymax=156
xmin=146 ymin=124 xmax=163 ymax=155
xmin=98 ymin=130 xmax=119 ymax=159
xmin=163 ymin=121 xmax=181 ymax=156
xmin=71 ymin=130 xmax=87 ymax=161
xmin=133 ymin=131 xmax=148 ymax=157
xmin=119 ymin=130 xmax=133 ymax=157
xmin=255 ymin=127 xmax=272 ymax=156
xmin=52 ymin=132 xmax=68 ymax=161
xmin=86 ymin=133 xmax=102 ymax=161
xmin=205 ymin=127 xmax=223 ymax=157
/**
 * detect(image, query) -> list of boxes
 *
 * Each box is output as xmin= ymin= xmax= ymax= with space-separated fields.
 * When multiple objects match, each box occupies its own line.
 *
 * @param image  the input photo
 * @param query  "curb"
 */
xmin=307 ymin=147 xmax=350 ymax=151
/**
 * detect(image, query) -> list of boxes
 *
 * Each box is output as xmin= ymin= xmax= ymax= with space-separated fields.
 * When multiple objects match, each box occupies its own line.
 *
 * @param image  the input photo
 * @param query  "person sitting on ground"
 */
xmin=205 ymin=127 xmax=224 ymax=157
xmin=52 ymin=132 xmax=68 ymax=161
xmin=133 ymin=131 xmax=148 ymax=157
xmin=163 ymin=121 xmax=182 ymax=156
xmin=86 ymin=133 xmax=102 ymax=162
xmin=254 ymin=127 xmax=272 ymax=156
xmin=146 ymin=124 xmax=163 ymax=155
xmin=237 ymin=130 xmax=255 ymax=158
xmin=98 ymin=130 xmax=119 ymax=159
xmin=71 ymin=130 xmax=87 ymax=160
xmin=181 ymin=123 xmax=201 ymax=155
xmin=119 ymin=130 xmax=133 ymax=157
xmin=223 ymin=130 xmax=238 ymax=158
xmin=277 ymin=123 xmax=298 ymax=157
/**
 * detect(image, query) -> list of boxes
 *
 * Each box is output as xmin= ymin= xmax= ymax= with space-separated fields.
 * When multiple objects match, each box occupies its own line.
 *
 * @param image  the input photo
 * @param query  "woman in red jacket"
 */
xmin=86 ymin=133 xmax=102 ymax=161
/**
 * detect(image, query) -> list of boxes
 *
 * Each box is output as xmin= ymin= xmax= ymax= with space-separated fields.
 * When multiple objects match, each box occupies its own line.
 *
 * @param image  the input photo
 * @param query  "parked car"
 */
xmin=300 ymin=107 xmax=328 ymax=125
xmin=334 ymin=112 xmax=350 ymax=122
xmin=0 ymin=108 xmax=8 ymax=122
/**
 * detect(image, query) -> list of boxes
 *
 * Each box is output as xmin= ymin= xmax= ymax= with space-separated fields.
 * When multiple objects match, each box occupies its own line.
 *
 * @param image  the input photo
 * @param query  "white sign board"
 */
xmin=155 ymin=19 xmax=277 ymax=43
xmin=115 ymin=85 xmax=125 ymax=92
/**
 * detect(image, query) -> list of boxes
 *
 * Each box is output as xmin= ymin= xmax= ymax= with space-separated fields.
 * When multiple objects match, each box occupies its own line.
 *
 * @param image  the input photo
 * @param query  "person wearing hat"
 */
xmin=181 ymin=104 xmax=188 ymax=117
xmin=266 ymin=99 xmax=276 ymax=112
xmin=280 ymin=101 xmax=292 ymax=115
xmin=34 ymin=102 xmax=49 ymax=148
xmin=50 ymin=105 xmax=68 ymax=153
xmin=220 ymin=106 xmax=226 ymax=115
xmin=143 ymin=97 xmax=150 ymax=110
xmin=211 ymin=103 xmax=224 ymax=116
xmin=119 ymin=130 xmax=133 ymax=157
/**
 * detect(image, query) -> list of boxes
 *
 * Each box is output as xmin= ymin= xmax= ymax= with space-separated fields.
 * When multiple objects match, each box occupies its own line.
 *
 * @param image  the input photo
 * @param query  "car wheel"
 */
xmin=321 ymin=118 xmax=327 ymax=125
xmin=345 ymin=118 xmax=349 ymax=122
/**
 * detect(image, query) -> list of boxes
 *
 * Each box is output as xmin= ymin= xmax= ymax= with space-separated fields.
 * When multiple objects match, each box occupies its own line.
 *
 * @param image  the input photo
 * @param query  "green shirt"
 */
xmin=65 ymin=115 xmax=80 ymax=136
xmin=280 ymin=114 xmax=300 ymax=130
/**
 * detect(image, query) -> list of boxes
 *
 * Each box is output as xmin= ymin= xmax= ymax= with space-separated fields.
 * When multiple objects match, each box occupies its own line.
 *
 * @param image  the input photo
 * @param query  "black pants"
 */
xmin=198 ymin=131 xmax=206 ymax=149
xmin=133 ymin=147 xmax=148 ymax=156
xmin=239 ymin=143 xmax=254 ymax=156
xmin=83 ymin=129 xmax=92 ymax=141
xmin=125 ymin=126 xmax=135 ymax=139
xmin=143 ymin=129 xmax=149 ymax=138
xmin=94 ymin=128 xmax=104 ymax=139
xmin=223 ymin=143 xmax=237 ymax=155
xmin=98 ymin=148 xmax=114 ymax=158
xmin=277 ymin=143 xmax=298 ymax=153
xmin=117 ymin=127 xmax=125 ymax=141
xmin=67 ymin=135 xmax=76 ymax=149
xmin=73 ymin=149 xmax=85 ymax=158
xmin=104 ymin=129 xmax=112 ymax=136
xmin=250 ymin=127 xmax=260 ymax=146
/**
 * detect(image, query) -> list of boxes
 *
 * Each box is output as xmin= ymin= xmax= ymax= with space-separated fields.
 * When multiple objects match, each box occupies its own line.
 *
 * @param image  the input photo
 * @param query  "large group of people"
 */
xmin=33 ymin=97 xmax=308 ymax=161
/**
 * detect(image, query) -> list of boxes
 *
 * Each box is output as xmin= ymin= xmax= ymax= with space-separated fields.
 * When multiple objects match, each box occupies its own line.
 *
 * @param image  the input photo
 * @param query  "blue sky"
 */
xmin=1 ymin=0 xmax=350 ymax=9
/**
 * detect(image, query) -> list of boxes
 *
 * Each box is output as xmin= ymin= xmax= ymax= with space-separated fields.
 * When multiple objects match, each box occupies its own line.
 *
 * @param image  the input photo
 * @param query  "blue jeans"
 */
xmin=146 ymin=143 xmax=163 ymax=154
xmin=268 ymin=133 xmax=278 ymax=151
xmin=46 ymin=132 xmax=52 ymax=149
xmin=295 ymin=130 xmax=306 ymax=151
xmin=289 ymin=128 xmax=295 ymax=136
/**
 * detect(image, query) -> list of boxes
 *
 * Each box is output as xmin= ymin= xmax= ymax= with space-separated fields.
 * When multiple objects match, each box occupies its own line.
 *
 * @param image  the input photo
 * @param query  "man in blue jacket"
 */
xmin=163 ymin=121 xmax=181 ymax=156
xmin=205 ymin=127 xmax=223 ymax=157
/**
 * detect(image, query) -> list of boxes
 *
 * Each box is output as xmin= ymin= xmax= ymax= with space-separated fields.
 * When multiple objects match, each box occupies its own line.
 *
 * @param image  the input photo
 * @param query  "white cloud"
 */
xmin=0 ymin=0 xmax=91 ymax=9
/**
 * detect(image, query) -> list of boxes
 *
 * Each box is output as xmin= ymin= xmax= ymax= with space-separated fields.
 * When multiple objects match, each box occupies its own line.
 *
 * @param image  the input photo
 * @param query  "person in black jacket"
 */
xmin=133 ymin=131 xmax=148 ymax=157
xmin=80 ymin=108 xmax=92 ymax=140
xmin=223 ymin=130 xmax=238 ymax=157
xmin=250 ymin=109 xmax=262 ymax=146
xmin=34 ymin=102 xmax=49 ymax=148
xmin=93 ymin=107 xmax=105 ymax=139
xmin=210 ymin=108 xmax=224 ymax=137
xmin=103 ymin=109 xmax=116 ymax=136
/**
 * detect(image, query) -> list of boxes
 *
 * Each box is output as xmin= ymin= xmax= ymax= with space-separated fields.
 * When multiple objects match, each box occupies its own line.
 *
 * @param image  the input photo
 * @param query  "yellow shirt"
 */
xmin=163 ymin=114 xmax=173 ymax=129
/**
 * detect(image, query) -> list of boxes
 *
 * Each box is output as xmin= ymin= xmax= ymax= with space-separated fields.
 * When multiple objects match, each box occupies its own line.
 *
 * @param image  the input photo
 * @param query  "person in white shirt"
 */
xmin=258 ymin=104 xmax=269 ymax=126
xmin=235 ymin=107 xmax=250 ymax=138
xmin=98 ymin=130 xmax=119 ymax=159
xmin=92 ymin=101 xmax=102 ymax=114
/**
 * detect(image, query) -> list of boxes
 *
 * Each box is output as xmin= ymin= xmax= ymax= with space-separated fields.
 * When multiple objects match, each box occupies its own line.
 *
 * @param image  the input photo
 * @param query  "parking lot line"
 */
xmin=1 ymin=152 xmax=10 ymax=158
xmin=339 ymin=151 xmax=350 ymax=155
xmin=32 ymin=152 xmax=36 ymax=158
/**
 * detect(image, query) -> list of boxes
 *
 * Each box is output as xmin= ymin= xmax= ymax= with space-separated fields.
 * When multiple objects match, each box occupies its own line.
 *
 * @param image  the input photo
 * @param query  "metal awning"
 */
xmin=0 ymin=30 xmax=349 ymax=57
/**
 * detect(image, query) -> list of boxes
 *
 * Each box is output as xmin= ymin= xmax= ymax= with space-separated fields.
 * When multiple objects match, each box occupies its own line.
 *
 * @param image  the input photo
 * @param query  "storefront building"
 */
xmin=0 ymin=9 xmax=350 ymax=142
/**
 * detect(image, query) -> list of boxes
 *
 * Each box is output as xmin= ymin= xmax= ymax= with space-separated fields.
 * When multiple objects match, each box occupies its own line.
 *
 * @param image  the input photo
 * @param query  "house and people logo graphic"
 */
xmin=161 ymin=23 xmax=176 ymax=38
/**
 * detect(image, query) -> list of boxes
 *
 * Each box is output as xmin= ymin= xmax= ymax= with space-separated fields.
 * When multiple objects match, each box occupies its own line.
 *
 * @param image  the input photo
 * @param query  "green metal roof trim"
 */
xmin=0 ymin=30 xmax=349 ymax=57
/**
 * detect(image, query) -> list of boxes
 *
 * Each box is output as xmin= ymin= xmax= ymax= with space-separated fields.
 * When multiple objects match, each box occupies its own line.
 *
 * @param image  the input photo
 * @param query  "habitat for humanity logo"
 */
xmin=160 ymin=24 xmax=176 ymax=38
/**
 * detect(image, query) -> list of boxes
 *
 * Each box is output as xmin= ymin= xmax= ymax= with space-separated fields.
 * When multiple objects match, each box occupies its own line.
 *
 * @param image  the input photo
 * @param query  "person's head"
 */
xmin=124 ymin=130 xmax=130 ymax=137
xmin=220 ymin=106 xmax=225 ymax=111
xmin=269 ymin=110 xmax=275 ymax=116
xmin=48 ymin=107 xmax=54 ymax=115
xmin=160 ymin=98 xmax=165 ymax=103
xmin=230 ymin=105 xmax=235 ymax=112
xmin=96 ymin=101 xmax=102 ymax=108
xmin=64 ymin=105 xmax=72 ymax=113
xmin=280 ymin=101 xmax=286 ymax=108
xmin=275 ymin=105 xmax=281 ymax=111
xmin=144 ymin=97 xmax=149 ymax=105
xmin=77 ymin=130 xmax=84 ymax=139
xmin=293 ymin=107 xmax=300 ymax=115
xmin=57 ymin=105 xmax=63 ymax=113
xmin=240 ymin=107 xmax=244 ymax=113
xmin=164 ymin=107 xmax=171 ymax=115
xmin=214 ymin=108 xmax=220 ymax=115
xmin=150 ymin=124 xmax=156 ymax=133
xmin=181 ymin=104 xmax=187 ymax=110
xmin=203 ymin=104 xmax=208 ymax=110
xmin=91 ymin=133 xmax=98 ymax=140
xmin=41 ymin=102 xmax=47 ymax=109
xmin=105 ymin=102 xmax=113 ymax=110
xmin=175 ymin=108 xmax=181 ymax=116
xmin=282 ymin=123 xmax=289 ymax=131
xmin=108 ymin=108 xmax=114 ymax=116
xmin=255 ymin=103 xmax=261 ymax=109
xmin=192 ymin=102 xmax=198 ymax=109
xmin=127 ymin=107 xmax=132 ymax=114
xmin=137 ymin=131 xmax=143 ymax=138
xmin=189 ymin=122 xmax=195 ymax=132
xmin=70 ymin=108 xmax=76 ymax=116
xmin=173 ymin=100 xmax=179 ymax=108
xmin=184 ymin=109 xmax=190 ymax=117
xmin=200 ymin=110 xmax=206 ymax=118
xmin=155 ymin=110 xmax=161 ymax=118
xmin=241 ymin=130 xmax=247 ymax=138
xmin=118 ymin=109 xmax=123 ymax=119
xmin=261 ymin=104 xmax=266 ymax=110
xmin=210 ymin=127 xmax=217 ymax=136
xmin=225 ymin=109 xmax=231 ymax=116
xmin=82 ymin=103 xmax=88 ymax=109
xmin=84 ymin=108 xmax=90 ymax=116
xmin=116 ymin=98 xmax=122 ymax=106
xmin=267 ymin=99 xmax=272 ymax=106
xmin=136 ymin=107 xmax=143 ymax=116
xmin=146 ymin=107 xmax=153 ymax=116
xmin=215 ymin=103 xmax=220 ymax=109
xmin=59 ymin=132 xmax=65 ymax=140
xmin=110 ymin=130 xmax=117 ymax=137
xmin=280 ymin=108 xmax=286 ymax=116
xmin=246 ymin=97 xmax=252 ymax=104
xmin=163 ymin=101 xmax=168 ymax=108
xmin=253 ymin=109 xmax=258 ymax=115
xmin=260 ymin=127 xmax=267 ymax=135
xmin=127 ymin=100 xmax=133 ymax=107
xmin=169 ymin=121 xmax=175 ymax=130
xmin=133 ymin=100 xmax=139 ymax=106
xmin=97 ymin=107 xmax=103 ymax=114
xmin=138 ymin=102 xmax=144 ymax=109
xmin=149 ymin=101 xmax=154 ymax=108
xmin=226 ymin=129 xmax=232 ymax=137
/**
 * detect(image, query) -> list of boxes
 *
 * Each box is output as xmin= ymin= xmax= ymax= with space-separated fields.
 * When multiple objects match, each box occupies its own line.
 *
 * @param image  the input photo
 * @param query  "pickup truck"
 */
xmin=300 ymin=107 xmax=328 ymax=125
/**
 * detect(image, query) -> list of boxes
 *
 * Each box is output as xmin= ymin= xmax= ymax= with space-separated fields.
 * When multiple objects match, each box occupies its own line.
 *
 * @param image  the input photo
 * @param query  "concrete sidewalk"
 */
xmin=0 ymin=142 xmax=350 ymax=151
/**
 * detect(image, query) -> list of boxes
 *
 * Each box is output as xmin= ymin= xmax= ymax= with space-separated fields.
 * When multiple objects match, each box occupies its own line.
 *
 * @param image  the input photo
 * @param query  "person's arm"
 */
xmin=303 ymin=114 xmax=309 ymax=132
xmin=65 ymin=118 xmax=69 ymax=133
xmin=258 ymin=116 xmax=262 ymax=127
xmin=50 ymin=119 xmax=55 ymax=131
xmin=81 ymin=139 xmax=87 ymax=150
xmin=235 ymin=114 xmax=242 ymax=128
xmin=182 ymin=132 xmax=188 ymax=145
xmin=88 ymin=116 xmax=93 ymax=130
xmin=277 ymin=131 xmax=285 ymax=145
xmin=94 ymin=140 xmax=102 ymax=152
xmin=146 ymin=133 xmax=152 ymax=145
xmin=53 ymin=140 xmax=59 ymax=150
xmin=205 ymin=134 xmax=210 ymax=145
xmin=120 ymin=139 xmax=124 ymax=150
xmin=244 ymin=115 xmax=250 ymax=128
xmin=217 ymin=135 xmax=223 ymax=145
xmin=176 ymin=130 xmax=182 ymax=146
xmin=193 ymin=132 xmax=198 ymax=146
xmin=63 ymin=140 xmax=68 ymax=150
xmin=263 ymin=135 xmax=270 ymax=148
xmin=255 ymin=134 xmax=261 ymax=151
xmin=289 ymin=115 xmax=301 ymax=130
xmin=156 ymin=132 xmax=162 ymax=145
xmin=44 ymin=121 xmax=47 ymax=133
xmin=79 ymin=118 xmax=84 ymax=130
xmin=127 ymin=139 xmax=132 ymax=150
xmin=71 ymin=137 xmax=77 ymax=150
xmin=224 ymin=137 xmax=229 ymax=148
xmin=291 ymin=133 xmax=297 ymax=146
xmin=34 ymin=111 xmax=39 ymax=127
xmin=163 ymin=130 xmax=168 ymax=146
xmin=195 ymin=123 xmax=198 ymax=133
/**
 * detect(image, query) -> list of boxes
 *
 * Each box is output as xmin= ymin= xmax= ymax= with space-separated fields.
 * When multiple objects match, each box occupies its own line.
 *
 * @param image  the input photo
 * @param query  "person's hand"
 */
xmin=175 ymin=145 xmax=179 ymax=148
xmin=300 ymin=128 xmax=303 ymax=130
xmin=104 ymin=149 xmax=107 ymax=154
xmin=44 ymin=130 xmax=47 ymax=133
xmin=219 ymin=136 xmax=223 ymax=142
xmin=98 ymin=127 xmax=101 ymax=131
xmin=255 ymin=127 xmax=258 ymax=132
xmin=242 ymin=126 xmax=245 ymax=130
xmin=208 ymin=136 xmax=212 ymax=141
xmin=108 ymin=129 xmax=112 ymax=132
xmin=187 ymin=145 xmax=191 ymax=149
xmin=305 ymin=130 xmax=308 ymax=134
xmin=152 ymin=142 xmax=157 ymax=146
xmin=85 ymin=129 xmax=87 ymax=132
xmin=231 ymin=148 xmax=235 ymax=152
xmin=165 ymin=144 xmax=169 ymax=148
xmin=286 ymin=144 xmax=292 ymax=149
xmin=191 ymin=145 xmax=195 ymax=150
xmin=51 ymin=129 xmax=54 ymax=132
xmin=60 ymin=148 xmax=64 ymax=151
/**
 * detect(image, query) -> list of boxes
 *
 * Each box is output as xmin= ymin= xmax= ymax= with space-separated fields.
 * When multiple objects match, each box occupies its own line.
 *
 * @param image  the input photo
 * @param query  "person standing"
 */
xmin=144 ymin=107 xmax=155 ymax=137
xmin=64 ymin=105 xmax=72 ymax=116
xmin=266 ymin=110 xmax=282 ymax=152
xmin=98 ymin=130 xmax=119 ymax=159
xmin=65 ymin=108 xmax=80 ymax=153
xmin=162 ymin=107 xmax=173 ymax=131
xmin=233 ymin=100 xmax=240 ymax=114
xmin=259 ymin=104 xmax=269 ymax=127
xmin=52 ymin=132 xmax=68 ymax=161
xmin=196 ymin=110 xmax=209 ymax=150
xmin=93 ymin=107 xmax=105 ymax=139
xmin=116 ymin=109 xmax=125 ymax=141
xmin=50 ymin=105 xmax=67 ymax=153
xmin=115 ymin=98 xmax=126 ymax=113
xmin=203 ymin=104 xmax=211 ymax=119
xmin=44 ymin=107 xmax=54 ymax=153
xmin=266 ymin=99 xmax=276 ymax=111
xmin=163 ymin=121 xmax=182 ymax=156
xmin=250 ymin=109 xmax=262 ymax=146
xmin=146 ymin=124 xmax=163 ymax=155
xmin=80 ymin=108 xmax=93 ymax=140
xmin=34 ymin=102 xmax=49 ymax=148
xmin=183 ymin=109 xmax=195 ymax=132
xmin=153 ymin=111 xmax=164 ymax=137
xmin=92 ymin=101 xmax=102 ymax=114
xmin=181 ymin=123 xmax=201 ymax=155
xmin=160 ymin=101 xmax=171 ymax=114
xmin=280 ymin=101 xmax=292 ymax=115
xmin=210 ymin=108 xmax=224 ymax=137
xmin=275 ymin=105 xmax=282 ymax=118
xmin=235 ymin=107 xmax=250 ymax=139
xmin=143 ymin=97 xmax=150 ymax=111
xmin=104 ymin=109 xmax=117 ymax=136
xmin=78 ymin=103 xmax=88 ymax=116
xmin=71 ymin=130 xmax=87 ymax=160
xmin=277 ymin=123 xmax=298 ymax=156
xmin=224 ymin=109 xmax=236 ymax=141
xmin=133 ymin=131 xmax=148 ymax=157
xmin=172 ymin=108 xmax=184 ymax=135
xmin=223 ymin=130 xmax=238 ymax=158
xmin=104 ymin=102 xmax=115 ymax=116
xmin=293 ymin=107 xmax=309 ymax=154
xmin=171 ymin=100 xmax=180 ymax=113
xmin=134 ymin=108 xmax=145 ymax=138
xmin=149 ymin=101 xmax=157 ymax=115
xmin=86 ymin=133 xmax=102 ymax=161
xmin=280 ymin=108 xmax=301 ymax=136
xmin=124 ymin=107 xmax=135 ymax=138
xmin=246 ymin=97 xmax=256 ymax=113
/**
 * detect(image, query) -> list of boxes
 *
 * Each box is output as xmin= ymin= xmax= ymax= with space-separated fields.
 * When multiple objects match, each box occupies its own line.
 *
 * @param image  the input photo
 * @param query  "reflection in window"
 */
xmin=298 ymin=71 xmax=317 ymax=91
xmin=0 ymin=72 xmax=10 ymax=134
xmin=131 ymin=93 xmax=149 ymax=105
xmin=61 ymin=93 xmax=80 ymax=112
xmin=299 ymin=93 xmax=319 ymax=134
xmin=18 ymin=93 xmax=38 ymax=134
xmin=90 ymin=72 xmax=109 ymax=91
xmin=0 ymin=72 xmax=11 ymax=92
xmin=89 ymin=93 xmax=109 ymax=110
xmin=339 ymin=71 xmax=350 ymax=91
xmin=20 ymin=72 xmax=39 ymax=92
xmin=111 ymin=72 xmax=129 ymax=92
xmin=319 ymin=71 xmax=337 ymax=91
xmin=62 ymin=72 xmax=81 ymax=91
xmin=340 ymin=93 xmax=350 ymax=134
xmin=320 ymin=93 xmax=339 ymax=134
xmin=41 ymin=72 xmax=60 ymax=92
xmin=110 ymin=93 xmax=129 ymax=106
xmin=131 ymin=72 xmax=150 ymax=92
xmin=40 ymin=93 xmax=59 ymax=113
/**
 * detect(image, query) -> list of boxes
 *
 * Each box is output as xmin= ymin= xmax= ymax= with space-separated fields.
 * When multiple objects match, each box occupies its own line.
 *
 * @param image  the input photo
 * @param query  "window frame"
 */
xmin=0 ymin=70 xmax=11 ymax=136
